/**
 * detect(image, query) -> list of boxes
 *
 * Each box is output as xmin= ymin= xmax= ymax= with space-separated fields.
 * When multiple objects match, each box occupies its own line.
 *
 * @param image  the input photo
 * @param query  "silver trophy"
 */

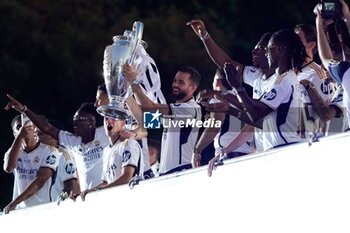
xmin=97 ymin=21 xmax=144 ymax=119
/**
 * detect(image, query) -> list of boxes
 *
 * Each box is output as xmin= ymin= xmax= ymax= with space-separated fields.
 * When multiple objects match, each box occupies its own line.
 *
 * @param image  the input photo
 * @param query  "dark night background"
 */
xmin=0 ymin=0 xmax=318 ymax=209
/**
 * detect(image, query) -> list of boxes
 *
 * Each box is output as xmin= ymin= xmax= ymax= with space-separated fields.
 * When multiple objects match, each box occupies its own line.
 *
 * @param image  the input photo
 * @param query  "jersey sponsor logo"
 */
xmin=65 ymin=162 xmax=76 ymax=174
xmin=46 ymin=154 xmax=57 ymax=165
xmin=320 ymin=82 xmax=335 ymax=95
xmin=83 ymin=146 xmax=103 ymax=162
xmin=263 ymin=88 xmax=277 ymax=101
xmin=122 ymin=150 xmax=131 ymax=163
xmin=143 ymin=110 xmax=161 ymax=129
xmin=107 ymin=163 xmax=117 ymax=178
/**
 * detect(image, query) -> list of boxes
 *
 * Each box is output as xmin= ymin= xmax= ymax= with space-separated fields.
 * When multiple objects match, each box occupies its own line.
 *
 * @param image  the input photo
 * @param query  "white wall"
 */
xmin=1 ymin=132 xmax=350 ymax=233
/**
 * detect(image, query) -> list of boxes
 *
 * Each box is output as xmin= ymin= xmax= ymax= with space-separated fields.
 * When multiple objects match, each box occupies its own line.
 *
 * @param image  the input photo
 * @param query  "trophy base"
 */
xmin=97 ymin=105 xmax=128 ymax=120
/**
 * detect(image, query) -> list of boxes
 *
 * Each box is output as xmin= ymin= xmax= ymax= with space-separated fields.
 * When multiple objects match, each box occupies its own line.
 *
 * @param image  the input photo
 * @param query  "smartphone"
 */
xmin=21 ymin=114 xmax=32 ymax=127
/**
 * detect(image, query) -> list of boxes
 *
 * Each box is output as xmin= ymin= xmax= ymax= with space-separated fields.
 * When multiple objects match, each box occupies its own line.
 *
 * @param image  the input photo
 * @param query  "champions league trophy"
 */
xmin=97 ymin=21 xmax=144 ymax=119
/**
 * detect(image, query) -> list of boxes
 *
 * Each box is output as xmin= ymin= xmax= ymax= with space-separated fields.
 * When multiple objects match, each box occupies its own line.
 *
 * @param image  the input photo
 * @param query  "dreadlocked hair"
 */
xmin=271 ymin=29 xmax=307 ymax=73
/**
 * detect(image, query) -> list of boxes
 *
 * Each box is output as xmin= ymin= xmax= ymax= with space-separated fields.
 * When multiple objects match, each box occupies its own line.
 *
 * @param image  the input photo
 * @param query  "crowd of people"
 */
xmin=2 ymin=1 xmax=350 ymax=214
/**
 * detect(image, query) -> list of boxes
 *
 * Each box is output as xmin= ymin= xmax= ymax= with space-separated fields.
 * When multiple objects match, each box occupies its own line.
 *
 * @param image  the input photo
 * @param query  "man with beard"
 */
xmin=123 ymin=64 xmax=201 ymax=175
xmin=5 ymin=96 xmax=109 ymax=194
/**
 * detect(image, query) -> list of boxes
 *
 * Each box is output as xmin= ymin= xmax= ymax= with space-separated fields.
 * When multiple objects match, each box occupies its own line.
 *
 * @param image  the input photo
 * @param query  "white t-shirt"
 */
xmin=101 ymin=139 xmax=142 ymax=184
xmin=4 ymin=143 xmax=60 ymax=208
xmin=50 ymin=145 xmax=77 ymax=201
xmin=159 ymin=97 xmax=201 ymax=174
xmin=58 ymin=126 xmax=109 ymax=191
xmin=260 ymin=69 xmax=301 ymax=150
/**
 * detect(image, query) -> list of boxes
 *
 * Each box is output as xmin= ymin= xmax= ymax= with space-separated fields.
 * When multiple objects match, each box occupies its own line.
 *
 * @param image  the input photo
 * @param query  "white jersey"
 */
xmin=328 ymin=87 xmax=349 ymax=133
xmin=329 ymin=61 xmax=350 ymax=128
xmin=243 ymin=66 xmax=265 ymax=88
xmin=125 ymin=46 xmax=167 ymax=104
xmin=209 ymin=96 xmax=254 ymax=155
xmin=159 ymin=97 xmax=201 ymax=174
xmin=150 ymin=161 xmax=160 ymax=177
xmin=244 ymin=66 xmax=278 ymax=152
xmin=50 ymin=145 xmax=77 ymax=201
xmin=101 ymin=139 xmax=142 ymax=184
xmin=124 ymin=47 xmax=167 ymax=177
xmin=213 ymin=113 xmax=254 ymax=154
xmin=58 ymin=126 xmax=109 ymax=191
xmin=298 ymin=62 xmax=337 ymax=134
xmin=260 ymin=70 xmax=301 ymax=151
xmin=4 ymin=143 xmax=60 ymax=208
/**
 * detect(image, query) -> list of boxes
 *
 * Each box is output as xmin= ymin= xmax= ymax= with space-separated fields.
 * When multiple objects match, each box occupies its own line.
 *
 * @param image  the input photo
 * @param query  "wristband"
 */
xmin=131 ymin=79 xmax=141 ymax=86
xmin=200 ymin=31 xmax=210 ymax=41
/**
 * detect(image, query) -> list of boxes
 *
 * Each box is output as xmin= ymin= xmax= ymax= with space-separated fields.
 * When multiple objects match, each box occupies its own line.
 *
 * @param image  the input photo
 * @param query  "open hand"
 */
xmin=223 ymin=62 xmax=243 ymax=88
xmin=186 ymin=19 xmax=207 ymax=38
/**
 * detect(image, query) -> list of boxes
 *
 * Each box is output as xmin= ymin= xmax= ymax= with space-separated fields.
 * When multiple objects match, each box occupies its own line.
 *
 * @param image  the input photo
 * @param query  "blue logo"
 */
xmin=263 ymin=89 xmax=277 ymax=101
xmin=46 ymin=154 xmax=57 ymax=165
xmin=122 ymin=150 xmax=131 ymax=163
xmin=143 ymin=110 xmax=161 ymax=129
xmin=332 ymin=94 xmax=343 ymax=103
xmin=65 ymin=163 xmax=76 ymax=174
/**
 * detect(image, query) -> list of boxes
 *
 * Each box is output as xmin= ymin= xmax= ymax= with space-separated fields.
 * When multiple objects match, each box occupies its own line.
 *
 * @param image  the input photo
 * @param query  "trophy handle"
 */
xmin=129 ymin=21 xmax=144 ymax=64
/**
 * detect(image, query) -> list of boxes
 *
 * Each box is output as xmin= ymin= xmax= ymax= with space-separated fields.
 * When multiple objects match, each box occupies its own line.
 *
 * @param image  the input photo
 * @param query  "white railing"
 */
xmin=1 ymin=132 xmax=350 ymax=233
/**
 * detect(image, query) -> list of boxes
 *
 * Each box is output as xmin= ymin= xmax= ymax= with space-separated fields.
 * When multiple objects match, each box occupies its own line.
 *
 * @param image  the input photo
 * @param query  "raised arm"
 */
xmin=5 ymin=94 xmax=60 ymax=140
xmin=123 ymin=64 xmax=170 ymax=115
xmin=187 ymin=19 xmax=243 ymax=71
xmin=341 ymin=0 xmax=350 ymax=32
xmin=3 ymin=125 xmax=32 ymax=173
xmin=223 ymin=63 xmax=273 ymax=121
xmin=315 ymin=8 xmax=335 ymax=68
xmin=125 ymin=95 xmax=148 ymax=140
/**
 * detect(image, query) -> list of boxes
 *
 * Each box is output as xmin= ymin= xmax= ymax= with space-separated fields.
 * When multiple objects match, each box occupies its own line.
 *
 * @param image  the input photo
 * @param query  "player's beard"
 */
xmin=172 ymin=90 xmax=187 ymax=101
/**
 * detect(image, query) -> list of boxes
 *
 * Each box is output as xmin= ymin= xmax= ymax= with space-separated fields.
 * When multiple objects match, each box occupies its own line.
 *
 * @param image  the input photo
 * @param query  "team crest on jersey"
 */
xmin=34 ymin=156 xmax=40 ymax=163
xmin=46 ymin=154 xmax=57 ymax=165
xmin=65 ymin=163 xmax=76 ymax=174
xmin=249 ymin=67 xmax=257 ymax=73
xmin=95 ymin=140 xmax=101 ymax=147
xmin=263 ymin=89 xmax=277 ymax=101
xmin=122 ymin=150 xmax=131 ymax=163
